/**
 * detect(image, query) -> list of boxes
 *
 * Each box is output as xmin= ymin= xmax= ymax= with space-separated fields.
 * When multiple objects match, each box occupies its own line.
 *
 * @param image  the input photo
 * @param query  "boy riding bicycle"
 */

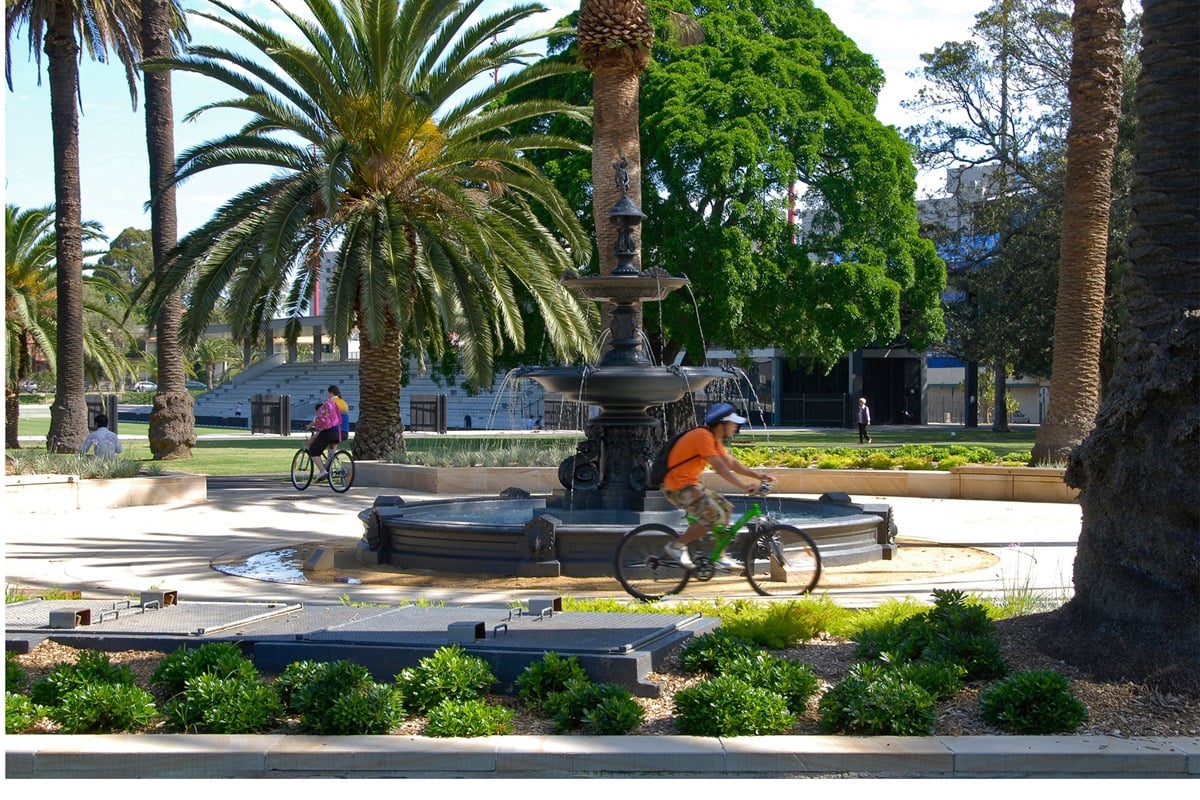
xmin=659 ymin=403 xmax=774 ymax=569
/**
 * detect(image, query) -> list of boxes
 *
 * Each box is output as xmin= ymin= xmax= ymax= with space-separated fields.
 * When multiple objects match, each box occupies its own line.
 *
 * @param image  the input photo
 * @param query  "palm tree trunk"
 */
xmin=1032 ymin=0 xmax=1124 ymax=463
xmin=591 ymin=66 xmax=643 ymax=275
xmin=44 ymin=8 xmax=89 ymax=453
xmin=1046 ymin=0 xmax=1199 ymax=691
xmin=143 ymin=0 xmax=195 ymax=459
xmin=353 ymin=322 xmax=405 ymax=461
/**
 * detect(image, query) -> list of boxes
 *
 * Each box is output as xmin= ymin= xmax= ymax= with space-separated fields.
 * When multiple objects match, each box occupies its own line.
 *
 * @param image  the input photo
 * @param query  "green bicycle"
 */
xmin=614 ymin=483 xmax=822 ymax=601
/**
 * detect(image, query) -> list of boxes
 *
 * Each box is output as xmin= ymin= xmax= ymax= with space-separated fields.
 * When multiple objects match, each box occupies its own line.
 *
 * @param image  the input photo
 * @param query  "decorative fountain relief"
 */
xmin=359 ymin=158 xmax=895 ymax=579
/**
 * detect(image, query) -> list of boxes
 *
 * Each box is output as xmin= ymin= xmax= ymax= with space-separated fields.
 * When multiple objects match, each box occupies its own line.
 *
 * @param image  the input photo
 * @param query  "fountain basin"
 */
xmin=358 ymin=494 xmax=894 ymax=578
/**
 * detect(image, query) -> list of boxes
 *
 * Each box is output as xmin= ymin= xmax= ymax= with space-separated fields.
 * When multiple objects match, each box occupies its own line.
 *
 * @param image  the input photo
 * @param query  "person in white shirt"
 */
xmin=78 ymin=414 xmax=123 ymax=458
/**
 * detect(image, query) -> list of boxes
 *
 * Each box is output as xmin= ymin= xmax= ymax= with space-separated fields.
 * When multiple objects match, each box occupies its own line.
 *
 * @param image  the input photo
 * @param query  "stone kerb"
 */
xmin=354 ymin=462 xmax=1077 ymax=503
xmin=4 ymin=473 xmax=207 ymax=511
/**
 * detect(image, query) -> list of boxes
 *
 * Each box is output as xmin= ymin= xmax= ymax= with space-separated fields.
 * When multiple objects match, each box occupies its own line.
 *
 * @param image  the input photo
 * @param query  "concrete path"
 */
xmin=4 ymin=476 xmax=1083 ymax=608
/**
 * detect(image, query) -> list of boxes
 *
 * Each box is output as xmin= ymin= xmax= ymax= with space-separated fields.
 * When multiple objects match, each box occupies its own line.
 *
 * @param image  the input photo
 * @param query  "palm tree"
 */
xmin=1047 ymin=0 xmax=1199 ymax=690
xmin=140 ymin=0 xmax=193 ymax=460
xmin=142 ymin=0 xmax=597 ymax=459
xmin=6 ymin=204 xmax=134 ymax=449
xmin=188 ymin=337 xmax=240 ymax=389
xmin=577 ymin=0 xmax=653 ymax=274
xmin=6 ymin=0 xmax=143 ymax=452
xmin=1032 ymin=0 xmax=1125 ymax=463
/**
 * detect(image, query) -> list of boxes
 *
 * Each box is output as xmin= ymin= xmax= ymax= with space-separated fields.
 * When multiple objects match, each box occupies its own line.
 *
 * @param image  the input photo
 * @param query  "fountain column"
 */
xmin=519 ymin=158 xmax=731 ymax=515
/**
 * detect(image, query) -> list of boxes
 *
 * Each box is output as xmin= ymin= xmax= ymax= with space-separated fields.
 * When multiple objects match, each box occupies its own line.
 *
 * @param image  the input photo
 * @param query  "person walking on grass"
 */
xmin=659 ymin=403 xmax=773 ymax=570
xmin=856 ymin=397 xmax=872 ymax=444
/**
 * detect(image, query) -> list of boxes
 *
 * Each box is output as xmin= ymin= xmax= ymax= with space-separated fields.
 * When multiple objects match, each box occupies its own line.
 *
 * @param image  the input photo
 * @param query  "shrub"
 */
xmin=852 ymin=588 xmax=1008 ymax=680
xmin=936 ymin=455 xmax=969 ymax=469
xmin=6 ymin=692 xmax=45 ymax=733
xmin=48 ymin=683 xmax=158 ymax=733
xmin=320 ymin=683 xmax=406 ymax=735
xmin=543 ymin=679 xmax=635 ymax=732
xmin=818 ymin=667 xmax=936 ymax=736
xmin=151 ymin=642 xmax=258 ymax=695
xmin=677 ymin=629 xmax=757 ymax=675
xmin=516 ymin=651 xmax=590 ymax=710
xmin=582 ymin=693 xmax=646 ymax=734
xmin=720 ymin=653 xmax=820 ymax=714
xmin=164 ymin=673 xmax=283 ymax=733
xmin=284 ymin=659 xmax=404 ymax=734
xmin=7 ymin=652 xmax=28 ymax=693
xmin=673 ymin=674 xmax=795 ymax=736
xmin=395 ymin=645 xmax=496 ymax=714
xmin=864 ymin=452 xmax=895 ymax=470
xmin=275 ymin=659 xmax=330 ymax=710
xmin=816 ymin=454 xmax=852 ymax=470
xmin=424 ymin=698 xmax=515 ymax=737
xmin=31 ymin=650 xmax=137 ymax=706
xmin=979 ymin=670 xmax=1088 ymax=734
xmin=719 ymin=600 xmax=823 ymax=649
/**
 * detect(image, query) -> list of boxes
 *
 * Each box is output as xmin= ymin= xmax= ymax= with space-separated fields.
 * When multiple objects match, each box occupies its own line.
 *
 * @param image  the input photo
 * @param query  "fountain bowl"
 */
xmin=359 ymin=492 xmax=895 ymax=578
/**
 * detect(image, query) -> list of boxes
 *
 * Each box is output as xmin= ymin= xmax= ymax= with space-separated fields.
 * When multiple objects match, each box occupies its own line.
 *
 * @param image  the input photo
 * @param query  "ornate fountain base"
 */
xmin=359 ymin=493 xmax=895 ymax=579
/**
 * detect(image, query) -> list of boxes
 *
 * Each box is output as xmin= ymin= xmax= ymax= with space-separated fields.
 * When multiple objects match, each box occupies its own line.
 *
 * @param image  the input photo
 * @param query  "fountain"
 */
xmin=359 ymin=159 xmax=895 ymax=579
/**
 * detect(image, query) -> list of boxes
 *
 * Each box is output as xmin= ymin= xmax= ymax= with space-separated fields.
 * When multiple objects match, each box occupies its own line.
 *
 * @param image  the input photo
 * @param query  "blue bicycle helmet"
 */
xmin=704 ymin=403 xmax=747 ymax=426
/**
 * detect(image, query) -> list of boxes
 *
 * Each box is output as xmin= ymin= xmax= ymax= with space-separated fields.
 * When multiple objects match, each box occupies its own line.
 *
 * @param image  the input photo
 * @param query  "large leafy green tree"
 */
xmin=5 ymin=204 xmax=133 ymax=448
xmin=515 ymin=0 xmax=945 ymax=369
xmin=141 ymin=0 xmax=597 ymax=459
xmin=1046 ymin=0 xmax=1198 ymax=692
xmin=6 ymin=0 xmax=143 ymax=452
xmin=1031 ymin=0 xmax=1125 ymax=463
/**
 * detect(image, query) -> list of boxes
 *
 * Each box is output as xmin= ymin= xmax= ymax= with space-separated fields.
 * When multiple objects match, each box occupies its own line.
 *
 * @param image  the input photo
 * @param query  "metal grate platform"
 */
xmin=303 ymin=605 xmax=703 ymax=654
xmin=5 ymin=599 xmax=303 ymax=636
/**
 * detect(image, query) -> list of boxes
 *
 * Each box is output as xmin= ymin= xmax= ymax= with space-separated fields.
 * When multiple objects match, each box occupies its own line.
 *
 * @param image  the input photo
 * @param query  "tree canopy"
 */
xmin=511 ymin=0 xmax=945 ymax=369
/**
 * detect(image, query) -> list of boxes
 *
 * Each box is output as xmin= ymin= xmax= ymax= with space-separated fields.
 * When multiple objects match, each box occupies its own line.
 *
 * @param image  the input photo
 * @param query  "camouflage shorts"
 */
xmin=662 ymin=484 xmax=732 ymax=528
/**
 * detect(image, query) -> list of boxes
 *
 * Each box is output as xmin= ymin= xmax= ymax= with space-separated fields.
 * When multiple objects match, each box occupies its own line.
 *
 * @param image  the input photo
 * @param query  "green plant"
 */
xmin=673 ymin=674 xmax=796 ymax=736
xmin=852 ymin=588 xmax=1008 ymax=680
xmin=582 ymin=693 xmax=645 ymax=734
xmin=818 ymin=667 xmax=936 ymax=736
xmin=30 ymin=650 xmax=137 ymax=706
xmin=284 ymin=659 xmax=404 ymax=734
xmin=515 ymin=651 xmax=591 ymax=710
xmin=6 ymin=692 xmax=45 ymax=733
xmin=543 ymin=679 xmax=636 ymax=732
xmin=321 ymin=683 xmax=406 ymax=735
xmin=7 ymin=652 xmax=28 ymax=693
xmin=719 ymin=653 xmax=820 ymax=714
xmin=677 ymin=629 xmax=758 ymax=675
xmin=274 ymin=659 xmax=329 ymax=710
xmin=424 ymin=698 xmax=515 ymax=737
xmin=979 ymin=670 xmax=1088 ymax=734
xmin=164 ymin=673 xmax=283 ymax=733
xmin=47 ymin=683 xmax=158 ymax=733
xmin=151 ymin=642 xmax=259 ymax=695
xmin=288 ymin=659 xmax=374 ymax=714
xmin=394 ymin=645 xmax=496 ymax=714
xmin=719 ymin=600 xmax=826 ymax=649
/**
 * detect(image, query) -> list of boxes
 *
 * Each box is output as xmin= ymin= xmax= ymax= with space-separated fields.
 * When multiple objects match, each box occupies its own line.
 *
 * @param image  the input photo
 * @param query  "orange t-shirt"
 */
xmin=661 ymin=427 xmax=725 ymax=491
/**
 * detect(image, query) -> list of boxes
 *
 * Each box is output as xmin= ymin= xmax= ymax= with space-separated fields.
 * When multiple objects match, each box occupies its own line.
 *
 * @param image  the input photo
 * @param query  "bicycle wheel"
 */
xmin=290 ymin=449 xmax=313 ymax=490
xmin=614 ymin=523 xmax=690 ymax=602
xmin=327 ymin=450 xmax=355 ymax=493
xmin=743 ymin=524 xmax=821 ymax=597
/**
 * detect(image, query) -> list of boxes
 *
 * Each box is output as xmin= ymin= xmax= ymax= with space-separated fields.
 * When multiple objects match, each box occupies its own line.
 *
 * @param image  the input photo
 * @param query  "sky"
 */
xmin=2 ymin=0 xmax=992 ymax=243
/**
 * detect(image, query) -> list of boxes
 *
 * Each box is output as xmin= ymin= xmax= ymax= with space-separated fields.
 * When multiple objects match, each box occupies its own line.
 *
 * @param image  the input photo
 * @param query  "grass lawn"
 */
xmin=14 ymin=403 xmax=1040 ymax=477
